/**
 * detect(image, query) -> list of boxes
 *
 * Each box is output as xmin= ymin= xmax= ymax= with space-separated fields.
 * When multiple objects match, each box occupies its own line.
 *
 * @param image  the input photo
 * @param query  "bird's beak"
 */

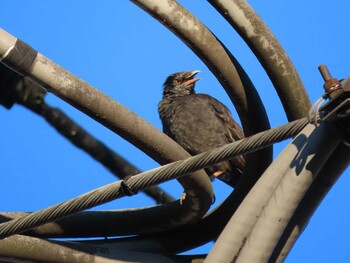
xmin=184 ymin=70 xmax=200 ymax=86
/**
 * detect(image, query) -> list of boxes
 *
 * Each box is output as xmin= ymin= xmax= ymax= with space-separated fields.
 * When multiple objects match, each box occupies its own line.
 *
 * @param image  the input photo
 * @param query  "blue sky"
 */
xmin=0 ymin=1 xmax=349 ymax=262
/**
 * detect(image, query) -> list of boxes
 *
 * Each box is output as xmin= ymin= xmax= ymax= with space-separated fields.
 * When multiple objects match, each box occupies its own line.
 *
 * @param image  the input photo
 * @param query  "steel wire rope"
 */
xmin=0 ymin=118 xmax=308 ymax=239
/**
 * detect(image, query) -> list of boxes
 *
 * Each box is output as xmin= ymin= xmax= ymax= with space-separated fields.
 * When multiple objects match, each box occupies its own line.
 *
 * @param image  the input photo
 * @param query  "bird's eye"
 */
xmin=174 ymin=79 xmax=181 ymax=85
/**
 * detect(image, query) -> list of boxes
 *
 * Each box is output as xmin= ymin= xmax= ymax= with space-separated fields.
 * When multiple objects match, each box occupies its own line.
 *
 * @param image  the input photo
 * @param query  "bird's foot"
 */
xmin=179 ymin=192 xmax=187 ymax=205
xmin=213 ymin=170 xmax=224 ymax=177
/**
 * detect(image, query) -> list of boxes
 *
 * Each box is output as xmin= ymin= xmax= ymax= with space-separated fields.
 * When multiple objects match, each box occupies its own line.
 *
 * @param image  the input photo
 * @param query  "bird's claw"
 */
xmin=179 ymin=192 xmax=187 ymax=205
xmin=213 ymin=170 xmax=224 ymax=177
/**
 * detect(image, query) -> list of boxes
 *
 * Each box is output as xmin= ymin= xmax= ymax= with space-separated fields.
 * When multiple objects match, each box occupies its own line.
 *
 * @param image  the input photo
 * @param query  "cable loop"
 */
xmin=308 ymin=96 xmax=326 ymax=127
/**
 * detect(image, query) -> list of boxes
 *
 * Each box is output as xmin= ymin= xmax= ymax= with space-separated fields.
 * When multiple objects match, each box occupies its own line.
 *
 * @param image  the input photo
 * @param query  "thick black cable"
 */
xmin=0 ymin=118 xmax=308 ymax=239
xmin=0 ymin=62 xmax=175 ymax=204
xmin=37 ymin=102 xmax=174 ymax=204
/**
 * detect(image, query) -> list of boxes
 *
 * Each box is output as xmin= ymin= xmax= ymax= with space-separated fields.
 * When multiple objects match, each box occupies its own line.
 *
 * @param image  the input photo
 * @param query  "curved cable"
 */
xmin=208 ymin=0 xmax=311 ymax=121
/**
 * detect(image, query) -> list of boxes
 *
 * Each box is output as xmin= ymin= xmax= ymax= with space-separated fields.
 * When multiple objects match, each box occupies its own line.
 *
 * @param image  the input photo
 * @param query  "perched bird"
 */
xmin=158 ymin=70 xmax=245 ymax=187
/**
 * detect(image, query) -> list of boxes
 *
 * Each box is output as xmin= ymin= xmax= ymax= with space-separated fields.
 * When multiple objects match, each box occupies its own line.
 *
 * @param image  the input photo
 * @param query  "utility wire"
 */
xmin=0 ymin=118 xmax=308 ymax=239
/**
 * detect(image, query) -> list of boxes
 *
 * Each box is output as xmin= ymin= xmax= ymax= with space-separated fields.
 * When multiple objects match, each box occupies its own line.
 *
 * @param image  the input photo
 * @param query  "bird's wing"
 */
xmin=198 ymin=94 xmax=246 ymax=171
xmin=197 ymin=94 xmax=245 ymax=141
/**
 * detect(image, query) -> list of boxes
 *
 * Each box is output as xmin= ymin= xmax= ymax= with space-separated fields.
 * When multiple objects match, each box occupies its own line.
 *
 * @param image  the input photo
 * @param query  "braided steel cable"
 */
xmin=0 ymin=118 xmax=308 ymax=239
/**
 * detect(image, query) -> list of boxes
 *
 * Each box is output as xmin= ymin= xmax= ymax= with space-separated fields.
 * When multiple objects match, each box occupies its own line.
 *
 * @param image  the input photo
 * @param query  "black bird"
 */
xmin=158 ymin=70 xmax=245 ymax=187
